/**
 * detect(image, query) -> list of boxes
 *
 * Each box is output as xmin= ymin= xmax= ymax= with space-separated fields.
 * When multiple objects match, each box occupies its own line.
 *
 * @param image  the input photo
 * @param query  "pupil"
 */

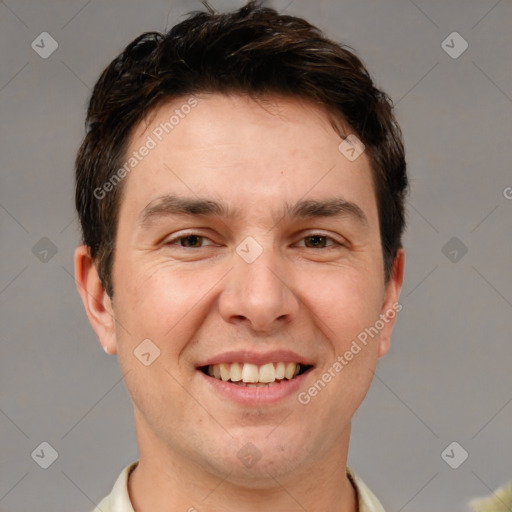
xmin=307 ymin=235 xmax=325 ymax=248
xmin=182 ymin=235 xmax=201 ymax=247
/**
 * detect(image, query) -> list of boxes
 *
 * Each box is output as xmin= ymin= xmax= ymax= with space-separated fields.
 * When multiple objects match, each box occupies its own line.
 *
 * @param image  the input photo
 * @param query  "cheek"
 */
xmin=301 ymin=264 xmax=384 ymax=344
xmin=113 ymin=259 xmax=219 ymax=351
xmin=115 ymin=259 xmax=181 ymax=319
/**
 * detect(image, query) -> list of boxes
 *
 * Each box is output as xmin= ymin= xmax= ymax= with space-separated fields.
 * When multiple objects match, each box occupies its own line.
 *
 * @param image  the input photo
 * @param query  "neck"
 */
xmin=128 ymin=411 xmax=358 ymax=512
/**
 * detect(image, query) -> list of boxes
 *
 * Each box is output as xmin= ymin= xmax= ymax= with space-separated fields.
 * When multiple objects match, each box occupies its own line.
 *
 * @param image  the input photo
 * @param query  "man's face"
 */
xmin=104 ymin=94 xmax=403 ymax=483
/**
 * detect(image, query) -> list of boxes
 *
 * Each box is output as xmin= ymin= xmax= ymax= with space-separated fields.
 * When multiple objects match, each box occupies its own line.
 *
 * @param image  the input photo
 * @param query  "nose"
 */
xmin=218 ymin=242 xmax=300 ymax=333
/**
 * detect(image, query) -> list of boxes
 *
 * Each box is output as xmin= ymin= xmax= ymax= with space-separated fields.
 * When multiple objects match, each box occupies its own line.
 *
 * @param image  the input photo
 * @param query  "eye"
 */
xmin=164 ymin=232 xmax=343 ymax=250
xmin=165 ymin=233 xmax=215 ymax=248
xmin=297 ymin=234 xmax=342 ymax=249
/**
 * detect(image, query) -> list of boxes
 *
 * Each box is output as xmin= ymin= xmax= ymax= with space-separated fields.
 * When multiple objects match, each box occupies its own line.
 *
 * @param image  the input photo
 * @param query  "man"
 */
xmin=74 ymin=2 xmax=407 ymax=510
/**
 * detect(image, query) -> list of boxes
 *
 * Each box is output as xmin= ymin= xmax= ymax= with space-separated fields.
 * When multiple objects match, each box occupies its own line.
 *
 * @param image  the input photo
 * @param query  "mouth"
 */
xmin=198 ymin=362 xmax=313 ymax=387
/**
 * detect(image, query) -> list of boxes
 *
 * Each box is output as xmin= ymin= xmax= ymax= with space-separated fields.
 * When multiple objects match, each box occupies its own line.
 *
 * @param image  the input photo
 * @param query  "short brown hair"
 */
xmin=75 ymin=0 xmax=408 ymax=298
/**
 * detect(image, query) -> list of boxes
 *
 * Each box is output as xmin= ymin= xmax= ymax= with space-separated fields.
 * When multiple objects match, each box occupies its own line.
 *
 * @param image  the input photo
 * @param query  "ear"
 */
xmin=377 ymin=248 xmax=405 ymax=358
xmin=74 ymin=245 xmax=117 ymax=355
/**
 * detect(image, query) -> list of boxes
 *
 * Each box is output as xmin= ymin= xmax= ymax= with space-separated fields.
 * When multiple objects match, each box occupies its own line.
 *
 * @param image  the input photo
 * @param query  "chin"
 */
xmin=202 ymin=433 xmax=315 ymax=487
xmin=217 ymin=455 xmax=306 ymax=489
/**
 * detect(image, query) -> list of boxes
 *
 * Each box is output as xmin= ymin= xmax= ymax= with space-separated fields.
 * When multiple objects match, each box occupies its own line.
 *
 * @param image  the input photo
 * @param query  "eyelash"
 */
xmin=165 ymin=232 xmax=343 ymax=249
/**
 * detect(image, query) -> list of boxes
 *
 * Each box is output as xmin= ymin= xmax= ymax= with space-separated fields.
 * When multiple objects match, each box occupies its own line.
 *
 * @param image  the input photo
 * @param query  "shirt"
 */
xmin=92 ymin=461 xmax=386 ymax=512
xmin=469 ymin=480 xmax=512 ymax=512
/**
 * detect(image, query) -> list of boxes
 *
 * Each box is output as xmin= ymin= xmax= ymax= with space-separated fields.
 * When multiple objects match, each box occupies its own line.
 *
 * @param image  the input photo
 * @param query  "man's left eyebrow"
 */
xmin=285 ymin=198 xmax=369 ymax=228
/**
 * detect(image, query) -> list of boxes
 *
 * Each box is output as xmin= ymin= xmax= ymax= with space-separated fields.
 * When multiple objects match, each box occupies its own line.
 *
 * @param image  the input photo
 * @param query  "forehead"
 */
xmin=131 ymin=93 xmax=360 ymax=160
xmin=120 ymin=93 xmax=377 ymax=227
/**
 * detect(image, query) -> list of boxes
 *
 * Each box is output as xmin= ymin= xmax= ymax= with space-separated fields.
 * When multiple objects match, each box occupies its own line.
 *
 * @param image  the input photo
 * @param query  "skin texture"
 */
xmin=75 ymin=93 xmax=405 ymax=512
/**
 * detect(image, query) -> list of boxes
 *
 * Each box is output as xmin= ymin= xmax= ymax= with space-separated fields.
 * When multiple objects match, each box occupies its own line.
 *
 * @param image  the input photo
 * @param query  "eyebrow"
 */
xmin=138 ymin=194 xmax=369 ymax=230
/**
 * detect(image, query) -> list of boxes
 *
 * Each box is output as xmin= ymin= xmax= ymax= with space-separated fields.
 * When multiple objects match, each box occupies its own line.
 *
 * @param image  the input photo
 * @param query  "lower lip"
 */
xmin=197 ymin=369 xmax=311 ymax=405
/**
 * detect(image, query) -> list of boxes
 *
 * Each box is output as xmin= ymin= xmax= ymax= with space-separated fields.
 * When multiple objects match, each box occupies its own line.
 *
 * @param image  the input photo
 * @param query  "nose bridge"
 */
xmin=239 ymin=244 xmax=281 ymax=292
xmin=220 ymin=234 xmax=298 ymax=331
xmin=236 ymin=233 xmax=285 ymax=299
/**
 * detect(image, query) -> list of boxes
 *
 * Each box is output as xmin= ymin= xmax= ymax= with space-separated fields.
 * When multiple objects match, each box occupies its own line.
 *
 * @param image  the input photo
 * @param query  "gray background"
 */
xmin=1 ymin=0 xmax=511 ymax=511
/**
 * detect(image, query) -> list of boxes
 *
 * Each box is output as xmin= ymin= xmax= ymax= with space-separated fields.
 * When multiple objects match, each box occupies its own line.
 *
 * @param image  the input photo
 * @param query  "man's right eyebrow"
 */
xmin=138 ymin=195 xmax=237 ymax=229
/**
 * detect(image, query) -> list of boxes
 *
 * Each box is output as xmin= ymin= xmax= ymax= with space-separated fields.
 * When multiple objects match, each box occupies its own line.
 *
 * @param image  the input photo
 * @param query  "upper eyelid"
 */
xmin=165 ymin=231 xmax=217 ymax=245
xmin=295 ymin=234 xmax=341 ymax=246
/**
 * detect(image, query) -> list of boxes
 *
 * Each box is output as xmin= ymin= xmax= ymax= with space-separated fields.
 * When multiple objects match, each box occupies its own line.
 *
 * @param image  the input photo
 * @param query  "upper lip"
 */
xmin=196 ymin=349 xmax=314 ymax=367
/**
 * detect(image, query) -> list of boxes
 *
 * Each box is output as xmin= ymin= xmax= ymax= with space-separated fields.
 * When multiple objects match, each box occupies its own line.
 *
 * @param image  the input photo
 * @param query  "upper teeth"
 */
xmin=208 ymin=362 xmax=301 ymax=383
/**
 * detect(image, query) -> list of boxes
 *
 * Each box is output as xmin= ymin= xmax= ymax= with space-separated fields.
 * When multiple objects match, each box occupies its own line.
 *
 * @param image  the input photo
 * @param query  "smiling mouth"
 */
xmin=199 ymin=362 xmax=313 ymax=387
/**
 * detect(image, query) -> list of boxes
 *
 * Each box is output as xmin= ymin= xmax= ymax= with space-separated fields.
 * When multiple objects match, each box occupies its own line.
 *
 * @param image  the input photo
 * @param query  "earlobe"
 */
xmin=377 ymin=248 xmax=405 ymax=358
xmin=74 ymin=245 xmax=117 ymax=355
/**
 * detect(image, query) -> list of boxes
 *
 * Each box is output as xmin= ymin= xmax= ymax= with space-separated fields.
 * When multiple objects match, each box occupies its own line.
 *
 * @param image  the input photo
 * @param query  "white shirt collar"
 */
xmin=93 ymin=461 xmax=386 ymax=512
